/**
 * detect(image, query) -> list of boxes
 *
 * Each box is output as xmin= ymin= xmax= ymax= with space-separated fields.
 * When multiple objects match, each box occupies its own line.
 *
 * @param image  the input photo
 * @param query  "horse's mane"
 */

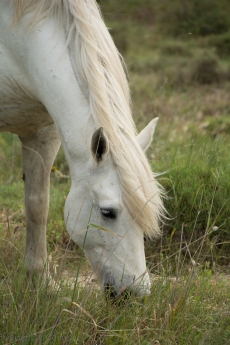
xmin=12 ymin=0 xmax=165 ymax=237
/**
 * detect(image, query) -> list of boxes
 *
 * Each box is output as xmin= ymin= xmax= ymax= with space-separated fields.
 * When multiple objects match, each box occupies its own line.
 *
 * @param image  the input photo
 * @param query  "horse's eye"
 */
xmin=100 ymin=208 xmax=117 ymax=219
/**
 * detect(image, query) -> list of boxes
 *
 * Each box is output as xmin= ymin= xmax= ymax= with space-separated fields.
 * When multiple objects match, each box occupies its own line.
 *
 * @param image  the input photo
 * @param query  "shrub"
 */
xmin=191 ymin=53 xmax=221 ymax=84
xmin=208 ymin=31 xmax=230 ymax=57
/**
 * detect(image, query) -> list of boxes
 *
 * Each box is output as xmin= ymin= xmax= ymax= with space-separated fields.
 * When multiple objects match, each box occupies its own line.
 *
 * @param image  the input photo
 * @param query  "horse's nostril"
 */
xmin=104 ymin=283 xmax=117 ymax=300
xmin=104 ymin=283 xmax=132 ymax=305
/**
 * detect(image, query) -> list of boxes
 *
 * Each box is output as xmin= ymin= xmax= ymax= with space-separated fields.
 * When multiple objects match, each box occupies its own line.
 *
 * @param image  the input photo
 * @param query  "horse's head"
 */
xmin=64 ymin=118 xmax=160 ymax=299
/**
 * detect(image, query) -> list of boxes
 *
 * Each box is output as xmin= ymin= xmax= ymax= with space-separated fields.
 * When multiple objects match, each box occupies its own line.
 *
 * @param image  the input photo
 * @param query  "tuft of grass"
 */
xmin=0 ymin=133 xmax=22 ymax=184
xmin=157 ymin=135 xmax=230 ymax=262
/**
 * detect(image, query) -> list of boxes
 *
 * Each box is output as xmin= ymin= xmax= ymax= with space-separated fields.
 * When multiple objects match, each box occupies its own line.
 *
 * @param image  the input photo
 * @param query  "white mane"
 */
xmin=13 ymin=0 xmax=165 ymax=237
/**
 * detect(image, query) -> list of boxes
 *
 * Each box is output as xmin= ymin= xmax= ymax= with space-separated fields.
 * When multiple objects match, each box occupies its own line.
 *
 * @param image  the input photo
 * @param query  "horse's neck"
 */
xmin=17 ymin=15 xmax=93 ymax=174
xmin=0 ymin=4 xmax=93 ymax=173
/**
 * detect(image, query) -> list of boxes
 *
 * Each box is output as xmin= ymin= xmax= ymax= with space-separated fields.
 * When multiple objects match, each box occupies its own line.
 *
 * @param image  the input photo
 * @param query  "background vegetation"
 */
xmin=1 ymin=0 xmax=230 ymax=343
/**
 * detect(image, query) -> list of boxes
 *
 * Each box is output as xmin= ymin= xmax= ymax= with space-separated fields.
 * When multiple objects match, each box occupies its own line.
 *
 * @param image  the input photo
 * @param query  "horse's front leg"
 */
xmin=19 ymin=124 xmax=60 ymax=278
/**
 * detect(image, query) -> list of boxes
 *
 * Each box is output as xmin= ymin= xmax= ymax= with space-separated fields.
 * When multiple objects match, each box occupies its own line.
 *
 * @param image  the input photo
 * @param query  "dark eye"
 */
xmin=100 ymin=208 xmax=117 ymax=219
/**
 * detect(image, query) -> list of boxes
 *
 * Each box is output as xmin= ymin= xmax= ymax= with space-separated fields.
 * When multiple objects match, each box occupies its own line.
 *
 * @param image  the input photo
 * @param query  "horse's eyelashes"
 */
xmin=100 ymin=208 xmax=117 ymax=219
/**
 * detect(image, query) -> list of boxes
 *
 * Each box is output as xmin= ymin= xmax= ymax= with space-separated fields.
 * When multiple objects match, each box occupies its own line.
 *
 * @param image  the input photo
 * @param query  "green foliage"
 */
xmin=101 ymin=0 xmax=230 ymax=37
xmin=156 ymin=0 xmax=230 ymax=37
xmin=208 ymin=31 xmax=230 ymax=57
xmin=160 ymin=41 xmax=193 ymax=57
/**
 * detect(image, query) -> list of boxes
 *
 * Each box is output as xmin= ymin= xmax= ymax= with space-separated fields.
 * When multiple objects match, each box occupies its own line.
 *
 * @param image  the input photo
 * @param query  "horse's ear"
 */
xmin=91 ymin=127 xmax=109 ymax=163
xmin=136 ymin=117 xmax=158 ymax=152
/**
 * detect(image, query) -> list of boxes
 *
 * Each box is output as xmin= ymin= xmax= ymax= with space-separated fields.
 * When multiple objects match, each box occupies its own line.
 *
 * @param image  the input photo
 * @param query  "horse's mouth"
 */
xmin=103 ymin=272 xmax=133 ymax=304
xmin=104 ymin=282 xmax=132 ymax=305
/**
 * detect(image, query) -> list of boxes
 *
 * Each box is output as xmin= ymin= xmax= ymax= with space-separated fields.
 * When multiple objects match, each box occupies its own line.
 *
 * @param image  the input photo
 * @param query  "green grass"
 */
xmin=1 ymin=255 xmax=230 ymax=344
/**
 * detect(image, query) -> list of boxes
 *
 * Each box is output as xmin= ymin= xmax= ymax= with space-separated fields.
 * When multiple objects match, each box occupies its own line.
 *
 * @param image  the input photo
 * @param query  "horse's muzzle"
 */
xmin=104 ymin=273 xmax=132 ymax=303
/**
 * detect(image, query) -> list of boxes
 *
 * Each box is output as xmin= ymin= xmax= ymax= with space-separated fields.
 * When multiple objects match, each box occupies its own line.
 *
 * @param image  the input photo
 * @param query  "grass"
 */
xmin=1 ymin=247 xmax=230 ymax=344
xmin=1 ymin=2 xmax=230 ymax=343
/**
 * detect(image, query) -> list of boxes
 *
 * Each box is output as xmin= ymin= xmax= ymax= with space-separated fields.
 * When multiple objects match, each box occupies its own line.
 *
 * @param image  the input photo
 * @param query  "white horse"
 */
xmin=0 ymin=0 xmax=164 ymax=298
